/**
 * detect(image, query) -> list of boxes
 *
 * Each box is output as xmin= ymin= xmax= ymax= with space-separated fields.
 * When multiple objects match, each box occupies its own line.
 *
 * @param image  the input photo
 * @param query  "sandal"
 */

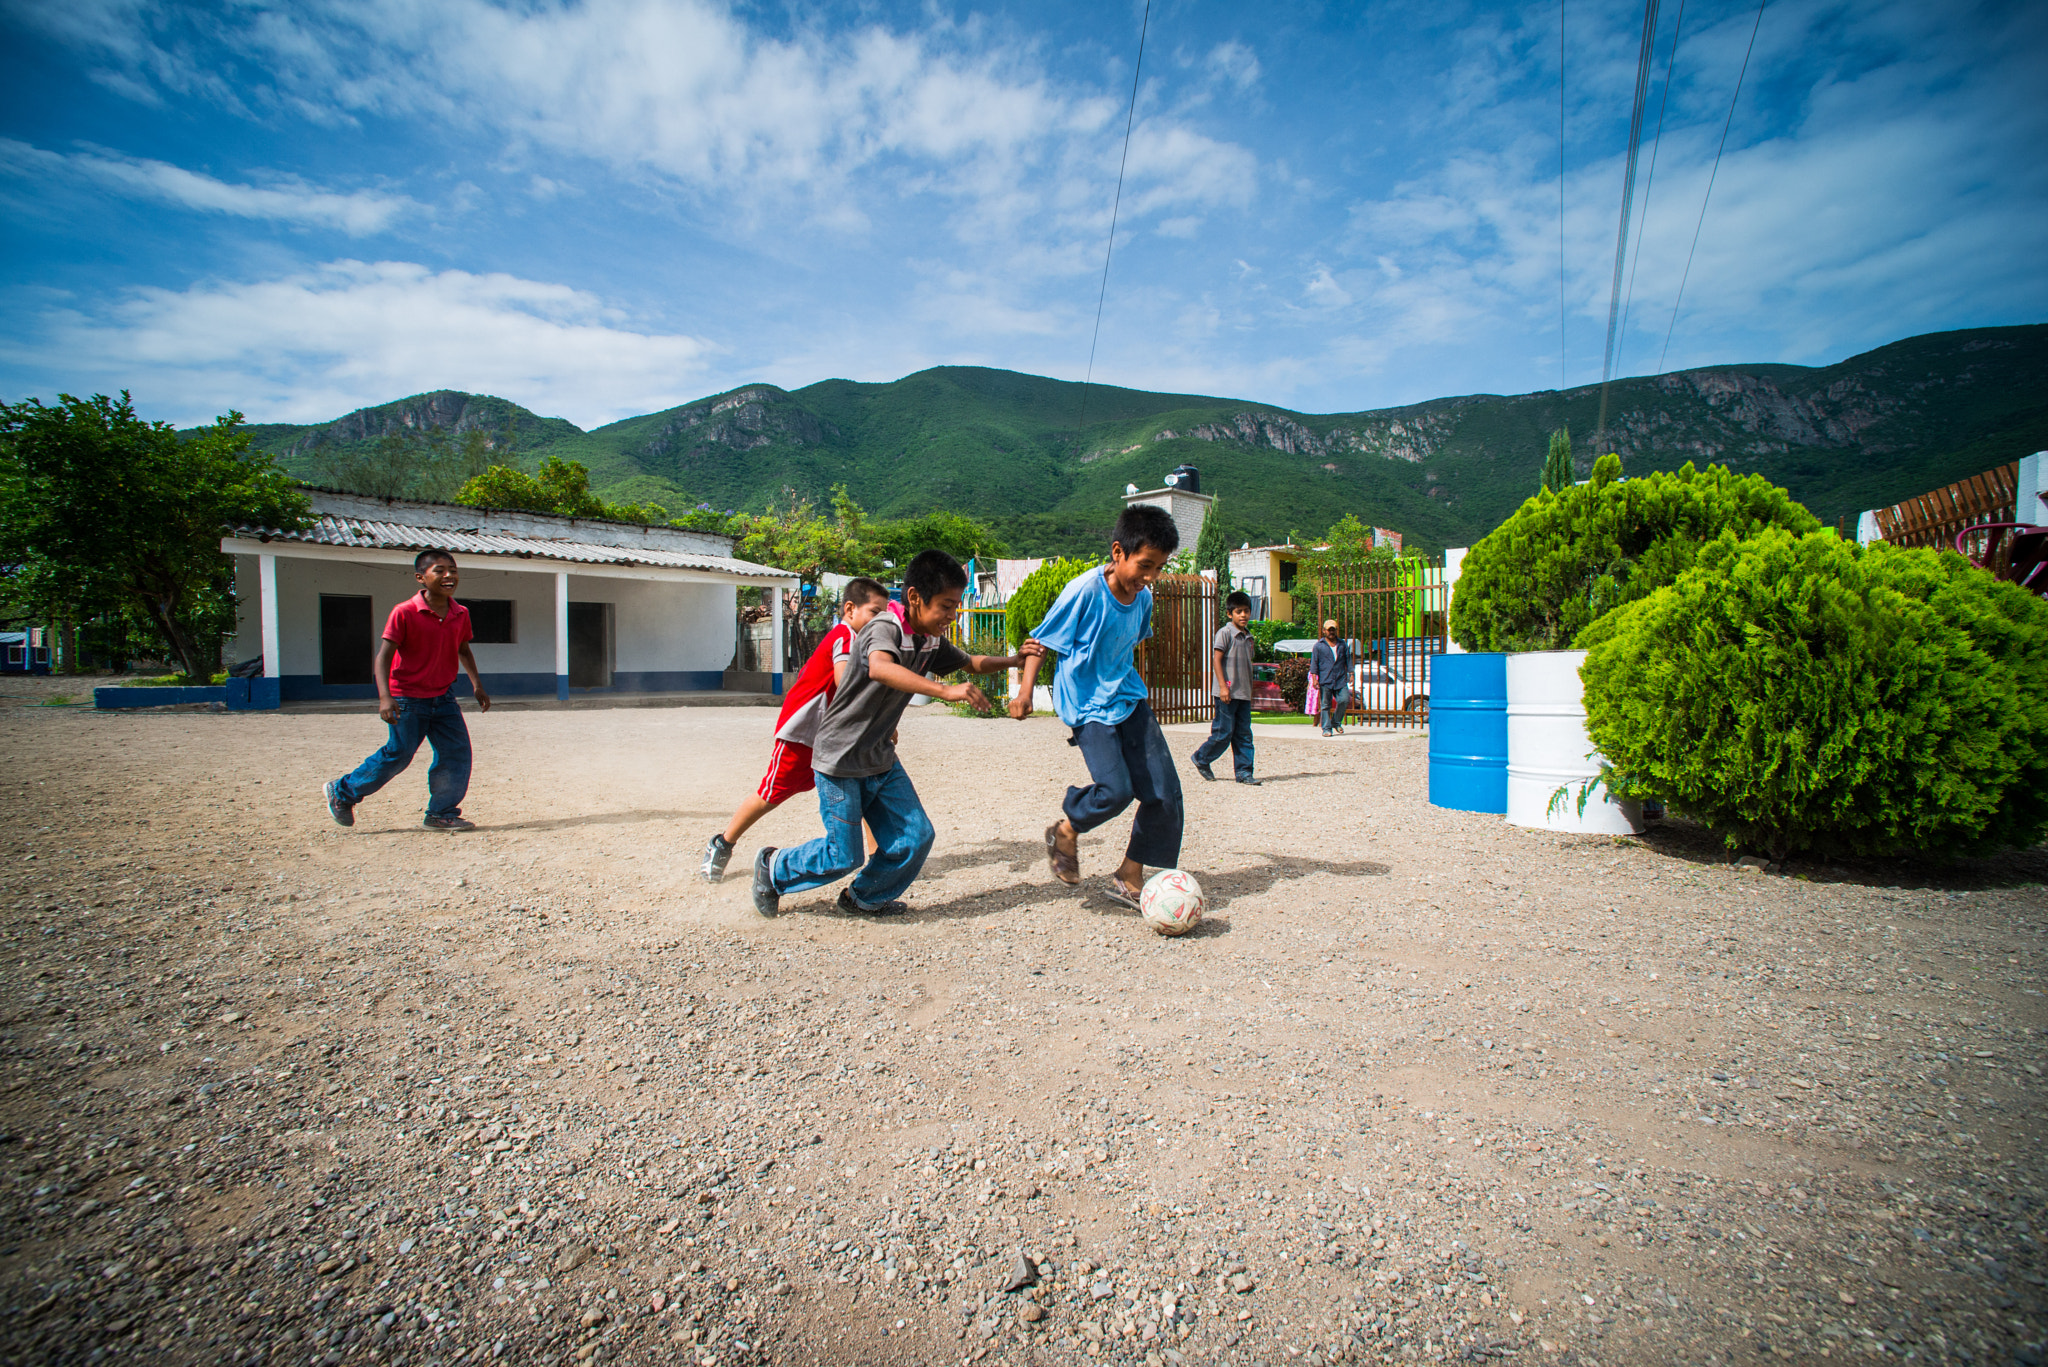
xmin=1045 ymin=822 xmax=1080 ymax=885
xmin=1103 ymin=876 xmax=1143 ymax=911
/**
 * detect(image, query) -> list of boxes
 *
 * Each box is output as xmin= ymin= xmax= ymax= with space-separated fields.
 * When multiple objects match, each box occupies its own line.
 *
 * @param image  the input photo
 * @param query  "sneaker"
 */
xmin=701 ymin=833 xmax=734 ymax=883
xmin=323 ymin=779 xmax=355 ymax=828
xmin=1235 ymin=776 xmax=1262 ymax=786
xmin=751 ymin=847 xmax=781 ymax=918
xmin=1192 ymin=757 xmax=1216 ymax=782
xmin=837 ymin=888 xmax=907 ymax=916
xmin=423 ymin=813 xmax=477 ymax=830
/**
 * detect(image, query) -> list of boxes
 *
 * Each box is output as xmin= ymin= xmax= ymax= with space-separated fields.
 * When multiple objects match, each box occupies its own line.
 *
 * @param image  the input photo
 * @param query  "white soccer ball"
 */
xmin=1140 ymin=868 xmax=1205 ymax=937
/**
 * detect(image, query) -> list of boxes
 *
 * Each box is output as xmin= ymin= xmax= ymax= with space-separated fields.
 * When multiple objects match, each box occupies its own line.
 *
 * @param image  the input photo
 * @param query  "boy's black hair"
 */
xmin=414 ymin=549 xmax=457 ymax=572
xmin=1112 ymin=504 xmax=1180 ymax=557
xmin=902 ymin=550 xmax=968 ymax=602
xmin=1225 ymin=590 xmax=1253 ymax=612
xmin=842 ymin=576 xmax=889 ymax=607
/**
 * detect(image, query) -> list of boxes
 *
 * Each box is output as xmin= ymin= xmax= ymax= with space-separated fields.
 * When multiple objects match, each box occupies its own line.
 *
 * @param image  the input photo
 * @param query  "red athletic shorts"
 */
xmin=756 ymin=739 xmax=817 ymax=805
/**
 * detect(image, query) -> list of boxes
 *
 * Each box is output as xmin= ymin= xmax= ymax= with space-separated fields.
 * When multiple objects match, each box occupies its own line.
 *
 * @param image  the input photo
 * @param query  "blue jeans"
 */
xmin=773 ymin=761 xmax=935 ymax=905
xmin=1193 ymin=697 xmax=1256 ymax=780
xmin=1318 ymin=682 xmax=1351 ymax=733
xmin=1067 ymin=700 xmax=1184 ymax=868
xmin=335 ymin=689 xmax=472 ymax=819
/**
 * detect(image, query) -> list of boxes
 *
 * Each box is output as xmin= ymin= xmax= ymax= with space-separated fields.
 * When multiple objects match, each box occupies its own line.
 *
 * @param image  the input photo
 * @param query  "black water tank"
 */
xmin=1165 ymin=464 xmax=1201 ymax=494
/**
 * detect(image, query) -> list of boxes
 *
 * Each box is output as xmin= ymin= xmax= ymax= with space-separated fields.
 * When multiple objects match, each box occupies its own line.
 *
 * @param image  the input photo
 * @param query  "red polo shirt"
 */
xmin=384 ymin=592 xmax=473 ymax=698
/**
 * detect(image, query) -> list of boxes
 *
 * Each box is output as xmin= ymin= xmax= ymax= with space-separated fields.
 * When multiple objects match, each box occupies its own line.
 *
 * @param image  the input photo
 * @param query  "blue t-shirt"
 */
xmin=1030 ymin=568 xmax=1152 ymax=728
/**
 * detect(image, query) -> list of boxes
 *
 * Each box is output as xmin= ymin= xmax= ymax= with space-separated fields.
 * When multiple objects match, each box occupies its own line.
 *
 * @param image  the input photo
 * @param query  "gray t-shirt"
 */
xmin=812 ymin=615 xmax=971 ymax=778
xmin=1214 ymin=623 xmax=1254 ymax=700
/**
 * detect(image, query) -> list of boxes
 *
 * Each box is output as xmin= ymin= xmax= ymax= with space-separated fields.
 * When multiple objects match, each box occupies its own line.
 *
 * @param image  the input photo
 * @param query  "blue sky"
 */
xmin=2 ymin=0 xmax=2042 ymax=430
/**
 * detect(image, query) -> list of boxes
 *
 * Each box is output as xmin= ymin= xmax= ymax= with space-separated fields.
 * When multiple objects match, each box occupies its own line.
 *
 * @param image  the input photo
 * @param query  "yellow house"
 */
xmin=1225 ymin=544 xmax=1305 ymax=621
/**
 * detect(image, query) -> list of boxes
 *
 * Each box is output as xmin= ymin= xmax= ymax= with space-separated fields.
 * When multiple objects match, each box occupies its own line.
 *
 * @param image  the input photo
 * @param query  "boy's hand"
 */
xmin=1020 ymin=638 xmax=1047 ymax=658
xmin=1007 ymin=692 xmax=1033 ymax=720
xmin=473 ymin=687 xmax=492 ymax=713
xmin=377 ymin=698 xmax=398 ymax=724
xmin=943 ymin=681 xmax=992 ymax=714
xmin=1219 ymin=684 xmax=1231 ymax=703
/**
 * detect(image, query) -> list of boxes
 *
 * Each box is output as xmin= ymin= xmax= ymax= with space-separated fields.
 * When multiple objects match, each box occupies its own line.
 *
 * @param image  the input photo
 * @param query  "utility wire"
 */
xmin=1618 ymin=0 xmax=1686 ymax=377
xmin=1594 ymin=0 xmax=1663 ymax=455
xmin=1075 ymin=0 xmax=1153 ymax=446
xmin=1559 ymin=0 xmax=1567 ymax=394
xmin=1660 ymin=0 xmax=1767 ymax=373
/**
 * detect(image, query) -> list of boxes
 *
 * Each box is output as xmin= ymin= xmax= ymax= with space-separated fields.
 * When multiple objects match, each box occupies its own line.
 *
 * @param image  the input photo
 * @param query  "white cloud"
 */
xmin=1303 ymin=265 xmax=1352 ymax=310
xmin=0 ymin=138 xmax=414 ymax=234
xmin=1204 ymin=41 xmax=1262 ymax=92
xmin=14 ymin=260 xmax=717 ymax=428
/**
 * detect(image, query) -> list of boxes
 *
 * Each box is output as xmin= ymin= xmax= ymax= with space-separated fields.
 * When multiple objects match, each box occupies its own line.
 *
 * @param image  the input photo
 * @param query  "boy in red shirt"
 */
xmin=702 ymin=577 xmax=889 ymax=881
xmin=323 ymin=550 xmax=492 ymax=831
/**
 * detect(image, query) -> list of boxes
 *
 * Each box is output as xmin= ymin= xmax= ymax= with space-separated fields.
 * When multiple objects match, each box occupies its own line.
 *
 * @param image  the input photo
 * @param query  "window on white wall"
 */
xmin=467 ymin=599 xmax=515 ymax=644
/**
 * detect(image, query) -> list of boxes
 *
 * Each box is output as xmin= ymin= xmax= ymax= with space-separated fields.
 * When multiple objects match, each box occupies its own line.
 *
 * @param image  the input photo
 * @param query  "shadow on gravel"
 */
xmin=488 ymin=808 xmax=729 ymax=832
xmin=1201 ymin=853 xmax=1391 ymax=910
xmin=1629 ymin=816 xmax=2048 ymax=892
xmin=918 ymin=838 xmax=1050 ymax=880
xmin=1245 ymin=770 xmax=1346 ymax=784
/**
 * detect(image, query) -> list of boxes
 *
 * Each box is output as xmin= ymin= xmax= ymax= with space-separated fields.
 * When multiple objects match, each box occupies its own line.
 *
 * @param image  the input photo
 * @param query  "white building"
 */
xmin=222 ymin=490 xmax=798 ymax=707
xmin=1123 ymin=465 xmax=1214 ymax=555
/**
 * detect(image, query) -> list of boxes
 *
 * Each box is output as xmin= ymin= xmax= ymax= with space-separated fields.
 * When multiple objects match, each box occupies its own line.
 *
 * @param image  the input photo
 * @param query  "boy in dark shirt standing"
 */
xmin=751 ymin=551 xmax=1033 ymax=917
xmin=323 ymin=550 xmax=491 ymax=831
xmin=1192 ymin=590 xmax=1258 ymax=784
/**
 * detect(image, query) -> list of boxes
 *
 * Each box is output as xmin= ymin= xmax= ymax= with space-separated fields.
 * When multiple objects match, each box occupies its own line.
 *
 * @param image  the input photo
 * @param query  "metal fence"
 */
xmin=1313 ymin=556 xmax=1447 ymax=729
xmin=1869 ymin=460 xmax=2023 ymax=575
xmin=1136 ymin=573 xmax=1218 ymax=724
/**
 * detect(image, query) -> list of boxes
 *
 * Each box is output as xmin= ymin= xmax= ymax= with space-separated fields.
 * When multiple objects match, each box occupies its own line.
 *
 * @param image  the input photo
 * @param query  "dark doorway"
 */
xmin=567 ymin=601 xmax=612 ymax=688
xmin=319 ymin=595 xmax=374 ymax=685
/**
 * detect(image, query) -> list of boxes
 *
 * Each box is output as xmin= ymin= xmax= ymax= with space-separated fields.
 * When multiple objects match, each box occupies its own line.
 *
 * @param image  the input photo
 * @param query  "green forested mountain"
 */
xmin=237 ymin=323 xmax=2048 ymax=557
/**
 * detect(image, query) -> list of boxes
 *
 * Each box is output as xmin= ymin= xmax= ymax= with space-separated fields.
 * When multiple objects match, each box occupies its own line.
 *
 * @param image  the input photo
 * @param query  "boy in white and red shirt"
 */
xmin=323 ymin=549 xmax=492 ymax=832
xmin=701 ymin=577 xmax=890 ymax=881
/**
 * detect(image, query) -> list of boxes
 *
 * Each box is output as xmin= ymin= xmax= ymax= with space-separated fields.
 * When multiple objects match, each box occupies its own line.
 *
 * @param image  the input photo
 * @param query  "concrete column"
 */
xmin=770 ymin=584 xmax=785 ymax=695
xmin=258 ymin=553 xmax=281 ymax=676
xmin=554 ymin=571 xmax=569 ymax=701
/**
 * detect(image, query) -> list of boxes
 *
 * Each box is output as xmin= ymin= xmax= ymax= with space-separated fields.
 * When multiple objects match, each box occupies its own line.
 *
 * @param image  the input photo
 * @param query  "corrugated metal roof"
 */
xmin=236 ymin=515 xmax=796 ymax=579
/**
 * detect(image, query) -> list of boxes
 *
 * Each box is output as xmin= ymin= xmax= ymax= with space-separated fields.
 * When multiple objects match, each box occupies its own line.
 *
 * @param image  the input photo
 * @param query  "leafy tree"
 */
xmin=1580 ymin=531 xmax=2048 ymax=859
xmin=1192 ymin=495 xmax=1230 ymax=590
xmin=1291 ymin=513 xmax=1398 ymax=627
xmin=1451 ymin=456 xmax=1822 ymax=652
xmin=456 ymin=456 xmax=666 ymax=524
xmin=1542 ymin=426 xmax=1573 ymax=494
xmin=1006 ymin=557 xmax=1099 ymax=651
xmin=0 ymin=392 xmax=310 ymax=682
xmin=866 ymin=509 xmax=1010 ymax=567
xmin=317 ymin=423 xmax=497 ymax=502
xmin=727 ymin=485 xmax=881 ymax=586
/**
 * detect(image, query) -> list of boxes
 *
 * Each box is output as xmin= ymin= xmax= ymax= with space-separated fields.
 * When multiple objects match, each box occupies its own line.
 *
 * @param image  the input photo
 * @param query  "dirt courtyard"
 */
xmin=0 ymin=689 xmax=2042 ymax=1367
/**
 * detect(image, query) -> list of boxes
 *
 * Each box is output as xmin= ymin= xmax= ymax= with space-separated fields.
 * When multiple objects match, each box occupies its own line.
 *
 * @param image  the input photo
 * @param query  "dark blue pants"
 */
xmin=1193 ymin=697 xmax=1256 ymax=780
xmin=335 ymin=689 xmax=472 ymax=819
xmin=1065 ymin=700 xmax=1183 ymax=869
xmin=1318 ymin=682 xmax=1351 ymax=734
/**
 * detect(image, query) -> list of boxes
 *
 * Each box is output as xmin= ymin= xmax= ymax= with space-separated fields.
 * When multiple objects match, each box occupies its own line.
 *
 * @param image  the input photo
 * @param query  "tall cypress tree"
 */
xmin=1542 ymin=425 xmax=1574 ymax=494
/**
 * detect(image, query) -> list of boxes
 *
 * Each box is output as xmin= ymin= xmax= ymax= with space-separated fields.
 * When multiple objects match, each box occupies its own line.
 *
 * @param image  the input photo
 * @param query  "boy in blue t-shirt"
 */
xmin=1009 ymin=505 xmax=1184 ymax=909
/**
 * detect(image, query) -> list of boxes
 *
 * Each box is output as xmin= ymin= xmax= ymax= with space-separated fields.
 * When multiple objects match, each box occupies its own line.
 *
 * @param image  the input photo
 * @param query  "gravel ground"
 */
xmin=0 ymin=692 xmax=2043 ymax=1367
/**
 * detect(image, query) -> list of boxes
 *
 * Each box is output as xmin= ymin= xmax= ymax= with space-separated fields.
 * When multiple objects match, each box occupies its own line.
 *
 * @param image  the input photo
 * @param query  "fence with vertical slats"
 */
xmin=1870 ymin=462 xmax=2020 ymax=571
xmin=1310 ymin=555 xmax=1447 ymax=729
xmin=1136 ymin=574 xmax=1218 ymax=723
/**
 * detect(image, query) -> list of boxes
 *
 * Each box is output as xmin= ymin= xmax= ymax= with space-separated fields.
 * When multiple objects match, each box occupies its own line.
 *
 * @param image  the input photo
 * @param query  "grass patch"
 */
xmin=125 ymin=672 xmax=228 ymax=687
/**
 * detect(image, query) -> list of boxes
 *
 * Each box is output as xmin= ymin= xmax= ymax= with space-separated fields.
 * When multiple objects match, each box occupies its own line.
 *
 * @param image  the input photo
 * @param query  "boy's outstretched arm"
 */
xmin=867 ymin=652 xmax=994 ymax=714
xmin=1007 ymin=642 xmax=1047 ymax=720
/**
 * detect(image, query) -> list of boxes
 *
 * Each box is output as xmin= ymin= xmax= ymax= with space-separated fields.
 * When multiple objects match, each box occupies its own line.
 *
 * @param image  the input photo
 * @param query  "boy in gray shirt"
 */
xmin=1192 ymin=590 xmax=1259 ymax=783
xmin=751 ymin=550 xmax=1034 ymax=917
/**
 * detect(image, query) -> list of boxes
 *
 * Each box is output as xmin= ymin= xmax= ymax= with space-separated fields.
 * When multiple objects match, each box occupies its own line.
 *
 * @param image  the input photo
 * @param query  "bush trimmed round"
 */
xmin=1579 ymin=530 xmax=2048 ymax=860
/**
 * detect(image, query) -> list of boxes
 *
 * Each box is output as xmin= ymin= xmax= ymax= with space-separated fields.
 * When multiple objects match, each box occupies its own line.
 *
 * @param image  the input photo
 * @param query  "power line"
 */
xmin=1594 ymin=0 xmax=1663 ymax=455
xmin=1660 ymin=0 xmax=1767 ymax=373
xmin=1559 ymin=0 xmax=1567 ymax=394
xmin=1075 ymin=0 xmax=1153 ymax=445
xmin=1618 ymin=0 xmax=1687 ymax=377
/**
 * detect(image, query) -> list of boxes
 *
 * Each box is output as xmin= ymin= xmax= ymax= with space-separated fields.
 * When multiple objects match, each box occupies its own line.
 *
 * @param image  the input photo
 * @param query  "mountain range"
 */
xmin=235 ymin=323 xmax=2048 ymax=558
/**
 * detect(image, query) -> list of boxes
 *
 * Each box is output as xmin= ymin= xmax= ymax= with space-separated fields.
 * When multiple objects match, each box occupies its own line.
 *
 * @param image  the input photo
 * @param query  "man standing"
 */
xmin=1311 ymin=618 xmax=1353 ymax=736
xmin=1192 ymin=591 xmax=1258 ymax=784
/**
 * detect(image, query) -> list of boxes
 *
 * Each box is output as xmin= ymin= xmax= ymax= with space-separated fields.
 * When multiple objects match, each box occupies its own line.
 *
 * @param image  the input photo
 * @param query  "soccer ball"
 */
xmin=1140 ymin=869 xmax=1204 ymax=937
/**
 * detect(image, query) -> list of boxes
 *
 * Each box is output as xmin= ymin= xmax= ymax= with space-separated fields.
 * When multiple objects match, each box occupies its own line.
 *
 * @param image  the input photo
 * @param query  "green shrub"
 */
xmin=1246 ymin=618 xmax=1295 ymax=661
xmin=1273 ymin=655 xmax=1309 ymax=713
xmin=1006 ymin=557 xmax=1099 ymax=651
xmin=1579 ymin=530 xmax=2048 ymax=860
xmin=1451 ymin=456 xmax=1821 ymax=652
